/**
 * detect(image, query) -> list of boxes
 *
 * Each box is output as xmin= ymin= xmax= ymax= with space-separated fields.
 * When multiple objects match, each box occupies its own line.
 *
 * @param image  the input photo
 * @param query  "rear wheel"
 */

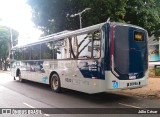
xmin=51 ymin=74 xmax=61 ymax=93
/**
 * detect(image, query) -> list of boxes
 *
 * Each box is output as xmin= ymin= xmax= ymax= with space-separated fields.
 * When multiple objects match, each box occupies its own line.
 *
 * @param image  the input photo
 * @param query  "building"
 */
xmin=148 ymin=36 xmax=159 ymax=61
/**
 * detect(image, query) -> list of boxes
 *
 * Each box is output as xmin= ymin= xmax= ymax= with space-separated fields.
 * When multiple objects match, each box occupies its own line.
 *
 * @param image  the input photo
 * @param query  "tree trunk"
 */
xmin=0 ymin=61 xmax=2 ymax=70
xmin=4 ymin=61 xmax=7 ymax=71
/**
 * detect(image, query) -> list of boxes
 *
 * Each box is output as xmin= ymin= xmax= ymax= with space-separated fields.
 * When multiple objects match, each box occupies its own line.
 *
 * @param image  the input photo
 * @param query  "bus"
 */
xmin=10 ymin=22 xmax=148 ymax=94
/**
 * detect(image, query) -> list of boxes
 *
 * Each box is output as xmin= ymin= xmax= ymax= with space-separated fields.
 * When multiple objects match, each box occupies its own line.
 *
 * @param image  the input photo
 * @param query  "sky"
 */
xmin=0 ymin=0 xmax=42 ymax=45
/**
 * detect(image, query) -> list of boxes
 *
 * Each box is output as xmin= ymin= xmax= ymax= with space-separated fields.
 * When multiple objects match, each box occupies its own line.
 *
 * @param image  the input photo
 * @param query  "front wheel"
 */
xmin=17 ymin=69 xmax=23 ymax=82
xmin=51 ymin=74 xmax=61 ymax=93
xmin=18 ymin=74 xmax=23 ymax=82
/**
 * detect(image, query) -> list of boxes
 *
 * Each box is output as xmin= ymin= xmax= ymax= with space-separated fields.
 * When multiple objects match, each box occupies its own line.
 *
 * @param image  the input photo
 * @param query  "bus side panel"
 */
xmin=56 ymin=60 xmax=106 ymax=94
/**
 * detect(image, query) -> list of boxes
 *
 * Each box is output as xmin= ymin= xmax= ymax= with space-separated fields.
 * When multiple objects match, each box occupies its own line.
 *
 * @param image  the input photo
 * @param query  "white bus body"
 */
xmin=11 ymin=22 xmax=148 ymax=94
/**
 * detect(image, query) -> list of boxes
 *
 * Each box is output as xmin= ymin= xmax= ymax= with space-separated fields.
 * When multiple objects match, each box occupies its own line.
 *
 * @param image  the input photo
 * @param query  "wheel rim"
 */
xmin=52 ymin=77 xmax=58 ymax=90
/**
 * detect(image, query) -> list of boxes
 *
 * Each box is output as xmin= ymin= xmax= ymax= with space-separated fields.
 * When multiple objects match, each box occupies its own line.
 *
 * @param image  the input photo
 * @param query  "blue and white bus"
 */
xmin=11 ymin=22 xmax=148 ymax=94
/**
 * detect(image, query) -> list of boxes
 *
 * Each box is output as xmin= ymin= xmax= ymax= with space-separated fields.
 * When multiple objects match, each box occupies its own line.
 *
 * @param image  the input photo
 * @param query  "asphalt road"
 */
xmin=0 ymin=72 xmax=159 ymax=117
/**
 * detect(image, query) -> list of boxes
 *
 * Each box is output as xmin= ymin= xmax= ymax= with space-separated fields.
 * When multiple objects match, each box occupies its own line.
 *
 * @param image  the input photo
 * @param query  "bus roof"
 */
xmin=12 ymin=22 xmax=146 ymax=50
xmin=12 ymin=22 xmax=105 ymax=50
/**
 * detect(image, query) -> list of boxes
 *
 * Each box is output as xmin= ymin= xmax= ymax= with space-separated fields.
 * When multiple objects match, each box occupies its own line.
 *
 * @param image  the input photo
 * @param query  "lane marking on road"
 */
xmin=118 ymin=103 xmax=141 ymax=108
xmin=23 ymin=102 xmax=35 ymax=108
xmin=23 ymin=102 xmax=50 ymax=116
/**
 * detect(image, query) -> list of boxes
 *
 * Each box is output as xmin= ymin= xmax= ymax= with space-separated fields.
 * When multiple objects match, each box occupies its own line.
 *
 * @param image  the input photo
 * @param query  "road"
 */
xmin=0 ymin=72 xmax=159 ymax=117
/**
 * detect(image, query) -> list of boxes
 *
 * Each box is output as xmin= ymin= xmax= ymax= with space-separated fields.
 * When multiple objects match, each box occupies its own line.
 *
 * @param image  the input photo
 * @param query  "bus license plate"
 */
xmin=127 ymin=82 xmax=140 ymax=87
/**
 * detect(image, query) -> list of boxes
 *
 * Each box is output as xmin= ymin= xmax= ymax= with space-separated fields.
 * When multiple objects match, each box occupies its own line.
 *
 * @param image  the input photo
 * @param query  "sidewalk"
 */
xmin=0 ymin=70 xmax=10 ymax=73
xmin=116 ymin=68 xmax=160 ymax=99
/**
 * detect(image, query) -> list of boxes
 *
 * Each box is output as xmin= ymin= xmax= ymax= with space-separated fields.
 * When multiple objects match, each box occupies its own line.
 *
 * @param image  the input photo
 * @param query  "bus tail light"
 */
xmin=92 ymin=77 xmax=98 ymax=79
xmin=112 ymin=80 xmax=116 ymax=82
xmin=110 ymin=24 xmax=119 ymax=78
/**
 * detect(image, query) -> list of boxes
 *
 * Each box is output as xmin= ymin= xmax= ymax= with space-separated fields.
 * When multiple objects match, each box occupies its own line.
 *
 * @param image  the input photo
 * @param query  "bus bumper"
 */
xmin=105 ymin=71 xmax=148 ymax=91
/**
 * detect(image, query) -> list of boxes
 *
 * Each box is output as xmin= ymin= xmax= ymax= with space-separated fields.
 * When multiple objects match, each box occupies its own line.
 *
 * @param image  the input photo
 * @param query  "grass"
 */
xmin=155 ymin=68 xmax=160 ymax=76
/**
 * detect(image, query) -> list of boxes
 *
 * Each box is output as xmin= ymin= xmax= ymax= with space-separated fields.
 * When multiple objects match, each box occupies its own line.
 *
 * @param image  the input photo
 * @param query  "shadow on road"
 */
xmin=13 ymin=79 xmax=133 ymax=104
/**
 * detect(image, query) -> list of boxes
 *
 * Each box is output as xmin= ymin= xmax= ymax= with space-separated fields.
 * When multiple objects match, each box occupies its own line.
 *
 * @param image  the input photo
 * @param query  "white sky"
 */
xmin=0 ymin=0 xmax=42 ymax=45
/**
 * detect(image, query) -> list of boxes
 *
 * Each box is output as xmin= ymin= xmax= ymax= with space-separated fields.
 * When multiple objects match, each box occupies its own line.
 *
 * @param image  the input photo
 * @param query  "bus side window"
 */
xmin=18 ymin=49 xmax=24 ymax=60
xmin=31 ymin=45 xmax=40 ymax=60
xmin=72 ymin=30 xmax=101 ymax=59
xmin=41 ymin=42 xmax=53 ymax=59
xmin=53 ymin=39 xmax=66 ymax=59
xmin=24 ymin=47 xmax=31 ymax=60
xmin=13 ymin=49 xmax=24 ymax=60
xmin=93 ymin=30 xmax=101 ymax=58
xmin=67 ymin=36 xmax=78 ymax=59
xmin=68 ymin=33 xmax=92 ymax=59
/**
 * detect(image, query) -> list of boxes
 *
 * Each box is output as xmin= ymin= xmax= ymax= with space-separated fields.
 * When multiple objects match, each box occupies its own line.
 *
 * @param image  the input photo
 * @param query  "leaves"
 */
xmin=0 ymin=26 xmax=19 ymax=70
xmin=125 ymin=0 xmax=160 ymax=39
xmin=27 ymin=0 xmax=160 ymax=39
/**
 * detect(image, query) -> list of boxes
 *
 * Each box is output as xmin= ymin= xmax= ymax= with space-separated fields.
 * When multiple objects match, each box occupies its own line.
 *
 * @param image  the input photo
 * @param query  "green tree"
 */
xmin=0 ymin=26 xmax=19 ymax=70
xmin=0 ymin=37 xmax=9 ymax=70
xmin=124 ymin=0 xmax=160 ymax=39
xmin=27 ymin=0 xmax=160 ymax=39
xmin=154 ymin=0 xmax=160 ymax=40
xmin=27 ymin=0 xmax=126 ymax=34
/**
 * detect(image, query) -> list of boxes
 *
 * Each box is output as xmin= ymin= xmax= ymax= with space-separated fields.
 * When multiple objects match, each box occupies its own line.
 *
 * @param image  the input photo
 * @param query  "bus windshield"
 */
xmin=113 ymin=25 xmax=148 ymax=80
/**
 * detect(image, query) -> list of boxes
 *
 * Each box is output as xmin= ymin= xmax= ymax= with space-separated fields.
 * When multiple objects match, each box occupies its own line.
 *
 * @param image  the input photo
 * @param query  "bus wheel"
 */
xmin=51 ymin=74 xmax=61 ymax=93
xmin=17 ymin=69 xmax=23 ymax=82
xmin=19 ymin=75 xmax=23 ymax=82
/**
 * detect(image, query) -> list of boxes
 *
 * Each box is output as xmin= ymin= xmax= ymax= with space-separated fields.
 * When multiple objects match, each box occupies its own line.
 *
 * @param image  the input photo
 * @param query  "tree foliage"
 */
xmin=0 ymin=26 xmax=19 ymax=70
xmin=125 ymin=0 xmax=160 ymax=40
xmin=27 ymin=0 xmax=160 ymax=39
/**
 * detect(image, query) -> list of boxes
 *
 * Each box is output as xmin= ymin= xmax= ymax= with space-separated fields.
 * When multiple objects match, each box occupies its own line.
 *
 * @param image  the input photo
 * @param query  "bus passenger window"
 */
xmin=12 ymin=49 xmax=24 ymax=60
xmin=76 ymin=33 xmax=92 ymax=59
xmin=93 ymin=31 xmax=101 ymax=58
xmin=41 ymin=42 xmax=53 ymax=59
xmin=73 ymin=30 xmax=101 ymax=59
xmin=18 ymin=49 xmax=24 ymax=60
xmin=31 ymin=45 xmax=40 ymax=60
xmin=53 ymin=40 xmax=65 ymax=59
xmin=24 ymin=47 xmax=31 ymax=60
xmin=13 ymin=50 xmax=18 ymax=60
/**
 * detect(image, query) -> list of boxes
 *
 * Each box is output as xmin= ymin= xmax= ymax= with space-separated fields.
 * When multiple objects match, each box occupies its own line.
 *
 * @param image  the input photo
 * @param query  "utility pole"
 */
xmin=9 ymin=27 xmax=13 ymax=48
xmin=70 ymin=8 xmax=91 ymax=29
